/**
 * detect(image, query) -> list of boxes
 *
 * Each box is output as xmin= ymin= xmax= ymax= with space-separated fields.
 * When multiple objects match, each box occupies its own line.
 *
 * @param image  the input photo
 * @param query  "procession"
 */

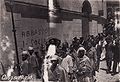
xmin=0 ymin=33 xmax=120 ymax=82
xmin=0 ymin=0 xmax=120 ymax=82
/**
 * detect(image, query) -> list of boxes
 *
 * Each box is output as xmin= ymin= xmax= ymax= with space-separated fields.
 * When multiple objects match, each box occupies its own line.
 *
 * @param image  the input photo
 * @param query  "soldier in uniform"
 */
xmin=27 ymin=46 xmax=39 ymax=79
xmin=48 ymin=55 xmax=68 ymax=82
xmin=20 ymin=51 xmax=29 ymax=76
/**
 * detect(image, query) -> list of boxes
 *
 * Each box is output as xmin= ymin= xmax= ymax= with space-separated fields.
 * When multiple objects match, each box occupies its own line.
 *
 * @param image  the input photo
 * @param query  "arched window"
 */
xmin=82 ymin=0 xmax=92 ymax=16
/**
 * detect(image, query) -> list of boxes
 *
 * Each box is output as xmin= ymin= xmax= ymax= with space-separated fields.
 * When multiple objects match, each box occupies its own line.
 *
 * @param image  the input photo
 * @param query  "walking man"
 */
xmin=75 ymin=47 xmax=93 ymax=82
xmin=112 ymin=39 xmax=119 ymax=75
xmin=48 ymin=55 xmax=68 ymax=82
xmin=61 ymin=50 xmax=73 ymax=82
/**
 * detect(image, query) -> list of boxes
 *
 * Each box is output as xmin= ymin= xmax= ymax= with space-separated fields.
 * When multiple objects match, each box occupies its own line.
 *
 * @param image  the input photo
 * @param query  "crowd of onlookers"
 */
xmin=0 ymin=33 xmax=119 ymax=82
xmin=19 ymin=33 xmax=119 ymax=82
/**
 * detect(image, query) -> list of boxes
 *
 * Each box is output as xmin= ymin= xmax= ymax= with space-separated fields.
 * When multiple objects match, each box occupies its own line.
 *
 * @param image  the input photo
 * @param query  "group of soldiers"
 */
xmin=20 ymin=47 xmax=41 ymax=79
xmin=16 ymin=33 xmax=120 ymax=82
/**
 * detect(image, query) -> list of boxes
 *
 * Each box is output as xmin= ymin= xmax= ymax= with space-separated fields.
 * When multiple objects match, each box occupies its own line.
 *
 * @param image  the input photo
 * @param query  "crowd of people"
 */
xmin=4 ymin=33 xmax=119 ymax=82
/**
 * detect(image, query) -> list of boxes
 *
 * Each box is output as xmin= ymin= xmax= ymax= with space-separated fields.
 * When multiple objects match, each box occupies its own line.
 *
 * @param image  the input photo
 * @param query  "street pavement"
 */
xmin=96 ymin=60 xmax=120 ymax=82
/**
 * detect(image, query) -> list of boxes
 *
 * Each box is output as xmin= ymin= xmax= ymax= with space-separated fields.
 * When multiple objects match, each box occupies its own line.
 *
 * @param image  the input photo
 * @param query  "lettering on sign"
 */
xmin=21 ymin=27 xmax=48 ymax=49
xmin=22 ymin=28 xmax=48 ymax=38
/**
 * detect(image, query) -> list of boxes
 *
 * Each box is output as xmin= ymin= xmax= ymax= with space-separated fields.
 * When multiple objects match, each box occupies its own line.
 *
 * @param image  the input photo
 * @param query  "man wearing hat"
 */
xmin=47 ymin=55 xmax=68 ymax=82
xmin=20 ymin=51 xmax=29 ymax=76
xmin=105 ymin=37 xmax=114 ymax=73
xmin=75 ymin=47 xmax=93 ymax=82
xmin=27 ymin=46 xmax=39 ymax=79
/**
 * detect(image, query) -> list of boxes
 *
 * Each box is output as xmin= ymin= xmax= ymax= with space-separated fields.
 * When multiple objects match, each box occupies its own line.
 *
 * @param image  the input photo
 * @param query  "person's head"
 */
xmin=106 ymin=37 xmax=112 ymax=44
xmin=50 ymin=55 xmax=59 ymax=67
xmin=79 ymin=37 xmax=84 ymax=42
xmin=115 ymin=39 xmax=119 ymax=45
xmin=28 ymin=46 xmax=34 ymax=55
xmin=22 ymin=51 xmax=29 ymax=61
xmin=50 ymin=39 xmax=55 ymax=45
xmin=87 ymin=42 xmax=92 ymax=49
xmin=34 ymin=51 xmax=39 ymax=57
xmin=92 ymin=41 xmax=96 ymax=47
xmin=77 ymin=47 xmax=86 ymax=58
xmin=73 ymin=37 xmax=78 ymax=41
xmin=40 ymin=44 xmax=45 ymax=50
xmin=60 ymin=51 xmax=67 ymax=58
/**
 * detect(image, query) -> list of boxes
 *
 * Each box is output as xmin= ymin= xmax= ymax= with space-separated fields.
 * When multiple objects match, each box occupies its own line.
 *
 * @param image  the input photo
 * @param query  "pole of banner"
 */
xmin=10 ymin=0 xmax=20 ymax=75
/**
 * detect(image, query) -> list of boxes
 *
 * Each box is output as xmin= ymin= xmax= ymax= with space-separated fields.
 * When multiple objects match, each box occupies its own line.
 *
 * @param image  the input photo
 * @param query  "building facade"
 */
xmin=0 ymin=0 xmax=107 ymax=70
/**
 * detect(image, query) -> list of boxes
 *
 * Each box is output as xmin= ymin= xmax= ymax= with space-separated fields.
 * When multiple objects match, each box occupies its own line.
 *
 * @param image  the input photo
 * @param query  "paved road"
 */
xmin=96 ymin=60 xmax=120 ymax=82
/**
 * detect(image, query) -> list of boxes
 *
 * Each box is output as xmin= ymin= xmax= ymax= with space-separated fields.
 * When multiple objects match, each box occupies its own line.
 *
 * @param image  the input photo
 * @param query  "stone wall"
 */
xmin=0 ymin=0 xmax=15 ymax=70
xmin=0 ymin=0 xmax=107 ymax=50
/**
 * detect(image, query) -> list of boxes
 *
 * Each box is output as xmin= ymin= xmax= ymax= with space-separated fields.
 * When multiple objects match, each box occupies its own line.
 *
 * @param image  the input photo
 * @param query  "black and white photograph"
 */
xmin=0 ymin=0 xmax=120 ymax=82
